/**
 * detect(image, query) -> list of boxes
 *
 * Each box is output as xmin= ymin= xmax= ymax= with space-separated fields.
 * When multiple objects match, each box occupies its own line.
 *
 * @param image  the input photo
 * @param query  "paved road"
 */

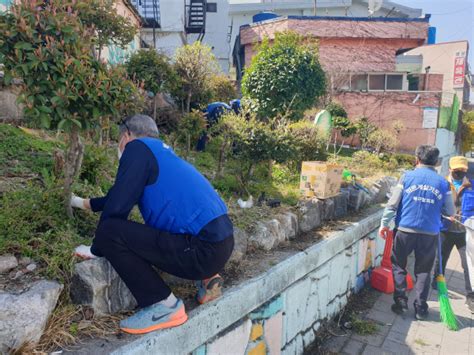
xmin=323 ymin=251 xmax=473 ymax=354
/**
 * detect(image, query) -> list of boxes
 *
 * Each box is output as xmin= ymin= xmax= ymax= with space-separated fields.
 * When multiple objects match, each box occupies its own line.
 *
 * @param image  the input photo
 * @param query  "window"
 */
xmin=386 ymin=74 xmax=403 ymax=90
xmin=332 ymin=74 xmax=350 ymax=91
xmin=407 ymin=74 xmax=420 ymax=91
xmin=206 ymin=3 xmax=217 ymax=12
xmin=351 ymin=74 xmax=368 ymax=91
xmin=369 ymin=74 xmax=385 ymax=90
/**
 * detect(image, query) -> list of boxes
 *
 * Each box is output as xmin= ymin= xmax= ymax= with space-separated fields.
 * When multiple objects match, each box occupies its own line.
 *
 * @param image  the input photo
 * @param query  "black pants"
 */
xmin=391 ymin=230 xmax=437 ymax=306
xmin=433 ymin=231 xmax=471 ymax=292
xmin=92 ymin=218 xmax=234 ymax=308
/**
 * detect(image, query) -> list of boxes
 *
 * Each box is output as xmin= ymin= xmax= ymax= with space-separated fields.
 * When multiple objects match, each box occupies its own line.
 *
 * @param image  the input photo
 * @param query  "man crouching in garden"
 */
xmin=70 ymin=114 xmax=234 ymax=334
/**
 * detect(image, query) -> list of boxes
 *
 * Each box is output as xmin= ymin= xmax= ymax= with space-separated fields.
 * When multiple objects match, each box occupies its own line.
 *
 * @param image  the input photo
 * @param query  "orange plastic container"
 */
xmin=371 ymin=231 xmax=414 ymax=293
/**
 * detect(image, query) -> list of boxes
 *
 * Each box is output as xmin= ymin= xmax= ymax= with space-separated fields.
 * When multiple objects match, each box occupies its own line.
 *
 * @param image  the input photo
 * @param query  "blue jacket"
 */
xmin=138 ymin=137 xmax=228 ymax=236
xmin=396 ymin=167 xmax=451 ymax=234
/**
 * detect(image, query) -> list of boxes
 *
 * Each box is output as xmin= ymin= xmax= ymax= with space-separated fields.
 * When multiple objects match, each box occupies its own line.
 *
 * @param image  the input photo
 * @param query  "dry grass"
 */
xmin=22 ymin=302 xmax=126 ymax=354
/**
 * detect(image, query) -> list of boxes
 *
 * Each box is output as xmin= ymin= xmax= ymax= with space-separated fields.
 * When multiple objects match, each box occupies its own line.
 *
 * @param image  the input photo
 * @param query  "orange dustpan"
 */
xmin=371 ymin=230 xmax=414 ymax=293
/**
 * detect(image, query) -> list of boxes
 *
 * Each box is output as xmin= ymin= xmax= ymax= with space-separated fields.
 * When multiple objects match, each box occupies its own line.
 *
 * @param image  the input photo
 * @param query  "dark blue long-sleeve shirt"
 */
xmin=90 ymin=140 xmax=232 ymax=241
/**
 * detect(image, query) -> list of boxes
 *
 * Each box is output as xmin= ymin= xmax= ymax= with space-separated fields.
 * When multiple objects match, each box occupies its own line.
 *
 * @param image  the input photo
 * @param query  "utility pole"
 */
xmin=313 ymin=0 xmax=317 ymax=16
xmin=152 ymin=0 xmax=157 ymax=49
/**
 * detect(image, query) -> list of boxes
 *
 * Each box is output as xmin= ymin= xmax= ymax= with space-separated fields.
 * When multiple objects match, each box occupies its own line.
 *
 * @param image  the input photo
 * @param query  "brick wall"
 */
xmin=334 ymin=91 xmax=441 ymax=151
xmin=240 ymin=17 xmax=428 ymax=72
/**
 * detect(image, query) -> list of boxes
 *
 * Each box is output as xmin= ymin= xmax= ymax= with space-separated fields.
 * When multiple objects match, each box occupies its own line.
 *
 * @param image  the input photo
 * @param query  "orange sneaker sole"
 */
xmin=197 ymin=283 xmax=222 ymax=304
xmin=120 ymin=310 xmax=188 ymax=334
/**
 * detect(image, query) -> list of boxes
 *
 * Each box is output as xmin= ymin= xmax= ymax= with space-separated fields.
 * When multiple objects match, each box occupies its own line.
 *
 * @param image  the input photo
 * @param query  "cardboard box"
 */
xmin=299 ymin=161 xmax=343 ymax=199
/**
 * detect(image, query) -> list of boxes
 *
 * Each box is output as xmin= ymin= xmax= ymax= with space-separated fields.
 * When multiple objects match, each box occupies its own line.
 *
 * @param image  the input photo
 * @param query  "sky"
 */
xmin=394 ymin=0 xmax=474 ymax=65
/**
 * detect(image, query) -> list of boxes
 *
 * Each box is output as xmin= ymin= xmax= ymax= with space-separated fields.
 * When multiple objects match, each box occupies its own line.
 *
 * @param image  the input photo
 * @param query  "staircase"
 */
xmin=185 ymin=0 xmax=207 ymax=40
xmin=130 ymin=0 xmax=160 ymax=28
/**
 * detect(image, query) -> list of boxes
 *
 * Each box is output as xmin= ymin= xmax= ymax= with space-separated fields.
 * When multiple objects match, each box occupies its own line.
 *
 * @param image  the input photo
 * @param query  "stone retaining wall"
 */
xmin=112 ymin=210 xmax=386 ymax=355
xmin=70 ymin=177 xmax=396 ymax=316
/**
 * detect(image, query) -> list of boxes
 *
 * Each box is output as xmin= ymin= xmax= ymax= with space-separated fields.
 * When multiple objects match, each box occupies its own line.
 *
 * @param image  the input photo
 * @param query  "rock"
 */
xmin=10 ymin=270 xmax=23 ymax=280
xmin=321 ymin=198 xmax=335 ymax=221
xmin=229 ymin=227 xmax=248 ymax=264
xmin=249 ymin=219 xmax=285 ymax=251
xmin=347 ymin=186 xmax=370 ymax=211
xmin=275 ymin=212 xmax=299 ymax=240
xmin=298 ymin=199 xmax=322 ymax=233
xmin=371 ymin=177 xmax=395 ymax=203
xmin=26 ymin=263 xmax=37 ymax=272
xmin=333 ymin=192 xmax=349 ymax=218
xmin=0 ymin=255 xmax=18 ymax=274
xmin=0 ymin=280 xmax=63 ymax=353
xmin=18 ymin=257 xmax=32 ymax=266
xmin=70 ymin=258 xmax=137 ymax=315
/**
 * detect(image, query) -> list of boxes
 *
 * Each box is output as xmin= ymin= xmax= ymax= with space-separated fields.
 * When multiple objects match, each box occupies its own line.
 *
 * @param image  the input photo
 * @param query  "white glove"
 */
xmin=74 ymin=245 xmax=97 ymax=259
xmin=70 ymin=195 xmax=86 ymax=210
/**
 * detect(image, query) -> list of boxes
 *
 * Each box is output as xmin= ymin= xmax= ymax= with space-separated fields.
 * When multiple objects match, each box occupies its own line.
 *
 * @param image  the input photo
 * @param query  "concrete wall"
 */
xmin=112 ymin=210 xmax=385 ymax=355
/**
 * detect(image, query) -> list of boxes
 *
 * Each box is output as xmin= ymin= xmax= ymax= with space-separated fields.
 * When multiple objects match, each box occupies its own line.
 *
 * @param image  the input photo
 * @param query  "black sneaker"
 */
xmin=466 ymin=293 xmax=474 ymax=314
xmin=414 ymin=302 xmax=429 ymax=320
xmin=391 ymin=298 xmax=409 ymax=314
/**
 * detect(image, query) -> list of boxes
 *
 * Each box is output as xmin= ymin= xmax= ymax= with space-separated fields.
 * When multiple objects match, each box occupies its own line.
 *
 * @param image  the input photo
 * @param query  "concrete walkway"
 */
xmin=324 ymin=250 xmax=473 ymax=354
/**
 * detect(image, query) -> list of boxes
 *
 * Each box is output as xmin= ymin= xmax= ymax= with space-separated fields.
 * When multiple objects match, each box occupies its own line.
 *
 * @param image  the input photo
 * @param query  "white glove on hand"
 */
xmin=74 ymin=245 xmax=97 ymax=260
xmin=70 ymin=195 xmax=86 ymax=210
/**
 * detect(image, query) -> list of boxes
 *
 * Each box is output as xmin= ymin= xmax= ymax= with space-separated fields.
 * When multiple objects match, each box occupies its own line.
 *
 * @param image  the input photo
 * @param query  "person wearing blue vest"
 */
xmin=70 ymin=114 xmax=234 ymax=334
xmin=432 ymin=156 xmax=474 ymax=312
xmin=379 ymin=145 xmax=455 ymax=320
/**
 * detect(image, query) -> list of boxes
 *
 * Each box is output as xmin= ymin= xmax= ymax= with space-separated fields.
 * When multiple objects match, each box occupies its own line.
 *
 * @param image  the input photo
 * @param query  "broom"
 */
xmin=436 ymin=225 xmax=459 ymax=331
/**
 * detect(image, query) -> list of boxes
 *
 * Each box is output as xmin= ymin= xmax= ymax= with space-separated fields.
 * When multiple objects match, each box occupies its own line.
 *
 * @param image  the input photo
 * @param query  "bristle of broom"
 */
xmin=437 ymin=276 xmax=459 ymax=331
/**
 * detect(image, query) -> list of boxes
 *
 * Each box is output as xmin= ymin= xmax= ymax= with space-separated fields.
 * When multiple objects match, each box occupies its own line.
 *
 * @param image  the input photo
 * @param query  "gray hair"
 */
xmin=415 ymin=145 xmax=439 ymax=166
xmin=119 ymin=114 xmax=159 ymax=138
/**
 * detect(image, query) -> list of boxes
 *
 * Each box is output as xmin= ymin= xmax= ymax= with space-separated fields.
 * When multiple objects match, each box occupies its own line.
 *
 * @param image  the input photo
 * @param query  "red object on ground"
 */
xmin=371 ymin=231 xmax=414 ymax=294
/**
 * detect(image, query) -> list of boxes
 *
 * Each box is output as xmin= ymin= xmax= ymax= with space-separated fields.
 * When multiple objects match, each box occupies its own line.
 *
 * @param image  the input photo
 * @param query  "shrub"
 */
xmin=126 ymin=49 xmax=177 ymax=95
xmin=241 ymin=31 xmax=326 ymax=120
xmin=355 ymin=117 xmax=377 ymax=148
xmin=366 ymin=129 xmax=398 ymax=154
xmin=177 ymin=110 xmax=207 ymax=158
xmin=392 ymin=153 xmax=416 ymax=169
xmin=173 ymin=42 xmax=221 ymax=112
xmin=326 ymin=102 xmax=347 ymax=119
xmin=351 ymin=150 xmax=388 ymax=171
xmin=209 ymin=75 xmax=237 ymax=103
xmin=288 ymin=120 xmax=326 ymax=165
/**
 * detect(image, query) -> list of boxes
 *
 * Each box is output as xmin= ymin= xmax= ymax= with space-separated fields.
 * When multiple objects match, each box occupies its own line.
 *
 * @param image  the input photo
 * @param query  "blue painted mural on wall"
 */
xmin=0 ymin=0 xmax=13 ymax=12
xmin=106 ymin=37 xmax=139 ymax=65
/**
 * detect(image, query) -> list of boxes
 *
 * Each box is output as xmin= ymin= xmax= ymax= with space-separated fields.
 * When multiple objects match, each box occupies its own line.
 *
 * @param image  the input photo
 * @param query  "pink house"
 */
xmin=238 ymin=16 xmax=447 ymax=152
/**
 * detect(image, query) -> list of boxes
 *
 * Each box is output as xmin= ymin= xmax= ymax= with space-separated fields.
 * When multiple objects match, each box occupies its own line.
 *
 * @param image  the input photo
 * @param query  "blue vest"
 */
xmin=396 ymin=167 xmax=449 ymax=234
xmin=137 ymin=138 xmax=228 ymax=236
xmin=461 ymin=181 xmax=474 ymax=222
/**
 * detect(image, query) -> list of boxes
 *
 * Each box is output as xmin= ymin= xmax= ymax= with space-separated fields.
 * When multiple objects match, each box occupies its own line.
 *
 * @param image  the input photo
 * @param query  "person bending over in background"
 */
xmin=71 ymin=114 xmax=234 ymax=334
xmin=379 ymin=145 xmax=455 ymax=320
